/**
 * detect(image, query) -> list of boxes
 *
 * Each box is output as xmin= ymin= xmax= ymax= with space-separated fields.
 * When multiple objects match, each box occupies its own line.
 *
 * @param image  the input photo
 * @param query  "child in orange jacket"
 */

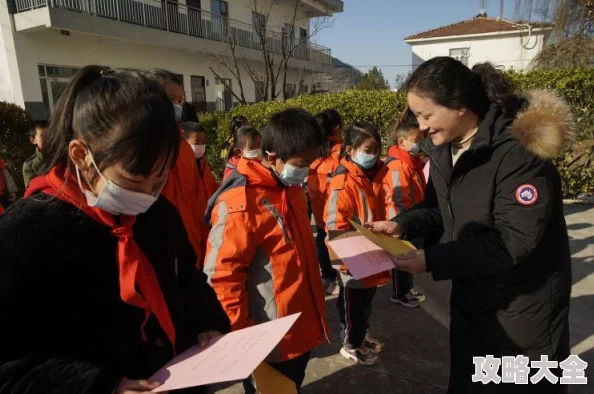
xmin=146 ymin=69 xmax=205 ymax=268
xmin=182 ymin=121 xmax=220 ymax=267
xmin=204 ymin=109 xmax=328 ymax=392
xmin=382 ymin=122 xmax=427 ymax=307
xmin=308 ymin=109 xmax=343 ymax=295
xmin=324 ymin=121 xmax=390 ymax=366
xmin=222 ymin=126 xmax=262 ymax=182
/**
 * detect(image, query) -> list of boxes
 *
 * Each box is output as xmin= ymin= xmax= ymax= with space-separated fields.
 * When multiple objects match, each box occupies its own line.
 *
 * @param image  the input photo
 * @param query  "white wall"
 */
xmin=229 ymin=0 xmax=310 ymax=37
xmin=12 ymin=29 xmax=313 ymax=108
xmin=0 ymin=2 xmax=24 ymax=105
xmin=410 ymin=31 xmax=548 ymax=71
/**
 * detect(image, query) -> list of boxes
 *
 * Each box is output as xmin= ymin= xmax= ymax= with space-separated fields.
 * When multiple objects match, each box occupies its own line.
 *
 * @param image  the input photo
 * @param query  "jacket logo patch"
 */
xmin=516 ymin=184 xmax=538 ymax=205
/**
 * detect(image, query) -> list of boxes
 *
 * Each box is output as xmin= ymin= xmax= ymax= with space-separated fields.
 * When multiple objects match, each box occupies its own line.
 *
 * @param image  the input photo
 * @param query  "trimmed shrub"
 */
xmin=0 ymin=101 xmax=32 ymax=192
xmin=200 ymin=67 xmax=594 ymax=197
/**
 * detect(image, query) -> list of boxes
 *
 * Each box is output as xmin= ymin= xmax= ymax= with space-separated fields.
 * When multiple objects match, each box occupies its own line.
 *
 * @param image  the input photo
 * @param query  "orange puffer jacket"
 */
xmin=381 ymin=146 xmax=426 ymax=220
xmin=324 ymin=158 xmax=391 ymax=289
xmin=204 ymin=158 xmax=329 ymax=362
xmin=308 ymin=140 xmax=342 ymax=228
xmin=195 ymin=156 xmax=220 ymax=266
xmin=161 ymin=140 xmax=204 ymax=267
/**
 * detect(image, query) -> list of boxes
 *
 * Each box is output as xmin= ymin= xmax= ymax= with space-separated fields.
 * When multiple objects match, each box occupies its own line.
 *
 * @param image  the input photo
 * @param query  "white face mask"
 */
xmin=243 ymin=149 xmax=262 ymax=159
xmin=191 ymin=144 xmax=206 ymax=158
xmin=75 ymin=153 xmax=165 ymax=216
xmin=173 ymin=103 xmax=183 ymax=122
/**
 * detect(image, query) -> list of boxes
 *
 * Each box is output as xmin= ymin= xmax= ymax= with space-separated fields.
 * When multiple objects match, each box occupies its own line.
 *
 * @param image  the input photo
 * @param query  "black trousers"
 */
xmin=337 ymin=286 xmax=377 ymax=348
xmin=316 ymin=227 xmax=337 ymax=281
xmin=391 ymin=268 xmax=414 ymax=297
xmin=242 ymin=352 xmax=311 ymax=393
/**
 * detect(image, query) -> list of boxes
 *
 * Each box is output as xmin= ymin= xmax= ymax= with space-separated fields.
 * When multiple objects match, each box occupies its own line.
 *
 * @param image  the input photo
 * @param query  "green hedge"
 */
xmin=201 ymin=67 xmax=594 ymax=198
xmin=0 ymin=101 xmax=31 ymax=192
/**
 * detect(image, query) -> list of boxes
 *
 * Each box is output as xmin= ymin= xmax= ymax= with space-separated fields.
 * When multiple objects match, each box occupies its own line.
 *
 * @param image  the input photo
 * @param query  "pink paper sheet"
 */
xmin=328 ymin=235 xmax=396 ymax=280
xmin=150 ymin=313 xmax=301 ymax=392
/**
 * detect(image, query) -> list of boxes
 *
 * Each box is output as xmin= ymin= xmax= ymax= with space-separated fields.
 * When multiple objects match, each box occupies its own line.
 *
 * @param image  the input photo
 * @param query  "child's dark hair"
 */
xmin=341 ymin=121 xmax=382 ymax=158
xmin=316 ymin=109 xmax=343 ymax=157
xmin=39 ymin=66 xmax=180 ymax=179
xmin=225 ymin=126 xmax=261 ymax=161
xmin=230 ymin=115 xmax=248 ymax=135
xmin=219 ymin=115 xmax=248 ymax=154
xmin=261 ymin=108 xmax=323 ymax=161
xmin=145 ymin=69 xmax=183 ymax=87
xmin=181 ymin=121 xmax=206 ymax=139
xmin=29 ymin=119 xmax=48 ymax=138
xmin=403 ymin=57 xmax=518 ymax=117
xmin=393 ymin=121 xmax=420 ymax=143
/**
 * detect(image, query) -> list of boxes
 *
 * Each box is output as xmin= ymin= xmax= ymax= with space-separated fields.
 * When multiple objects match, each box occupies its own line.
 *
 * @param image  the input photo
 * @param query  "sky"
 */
xmin=314 ymin=0 xmax=539 ymax=88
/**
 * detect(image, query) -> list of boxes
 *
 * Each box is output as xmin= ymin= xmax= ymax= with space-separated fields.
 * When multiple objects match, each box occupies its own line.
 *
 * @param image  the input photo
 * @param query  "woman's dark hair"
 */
xmin=341 ymin=121 xmax=382 ymax=158
xmin=261 ymin=108 xmax=324 ymax=161
xmin=225 ymin=126 xmax=261 ymax=162
xmin=403 ymin=57 xmax=517 ymax=117
xmin=399 ymin=106 xmax=416 ymax=124
xmin=39 ymin=66 xmax=180 ymax=180
xmin=316 ymin=109 xmax=343 ymax=158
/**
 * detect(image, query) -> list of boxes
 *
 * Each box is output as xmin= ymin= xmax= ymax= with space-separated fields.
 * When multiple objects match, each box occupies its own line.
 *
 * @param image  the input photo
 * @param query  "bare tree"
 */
xmin=208 ymin=0 xmax=333 ymax=103
xmin=511 ymin=0 xmax=594 ymax=68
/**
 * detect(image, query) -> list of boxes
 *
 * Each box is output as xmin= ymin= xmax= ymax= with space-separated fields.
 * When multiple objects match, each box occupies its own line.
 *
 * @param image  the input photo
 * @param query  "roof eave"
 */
xmin=404 ymin=26 xmax=554 ymax=44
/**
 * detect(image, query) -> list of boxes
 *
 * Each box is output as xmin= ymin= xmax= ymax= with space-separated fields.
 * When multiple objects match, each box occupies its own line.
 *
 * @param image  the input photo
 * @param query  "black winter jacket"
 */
xmin=396 ymin=90 xmax=573 ymax=393
xmin=0 ymin=194 xmax=231 ymax=394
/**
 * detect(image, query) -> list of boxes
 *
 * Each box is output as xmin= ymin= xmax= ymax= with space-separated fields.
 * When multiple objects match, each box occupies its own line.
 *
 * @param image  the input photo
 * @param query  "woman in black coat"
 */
xmin=370 ymin=57 xmax=573 ymax=393
xmin=0 ymin=66 xmax=230 ymax=394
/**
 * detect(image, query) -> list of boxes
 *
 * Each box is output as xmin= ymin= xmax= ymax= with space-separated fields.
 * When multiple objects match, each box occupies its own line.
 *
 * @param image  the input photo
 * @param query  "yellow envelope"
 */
xmin=348 ymin=219 xmax=416 ymax=256
xmin=252 ymin=362 xmax=297 ymax=394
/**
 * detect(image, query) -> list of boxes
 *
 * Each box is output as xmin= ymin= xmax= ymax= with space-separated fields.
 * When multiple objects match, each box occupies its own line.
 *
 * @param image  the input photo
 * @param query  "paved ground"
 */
xmin=213 ymin=203 xmax=594 ymax=393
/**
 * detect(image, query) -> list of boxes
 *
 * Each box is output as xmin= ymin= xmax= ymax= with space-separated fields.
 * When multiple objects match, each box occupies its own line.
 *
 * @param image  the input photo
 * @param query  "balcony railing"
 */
xmin=14 ymin=0 xmax=332 ymax=65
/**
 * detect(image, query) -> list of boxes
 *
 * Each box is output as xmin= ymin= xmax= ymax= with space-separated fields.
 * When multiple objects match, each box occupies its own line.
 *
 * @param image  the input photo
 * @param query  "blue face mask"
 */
xmin=352 ymin=150 xmax=378 ymax=170
xmin=267 ymin=151 xmax=309 ymax=186
xmin=409 ymin=143 xmax=421 ymax=155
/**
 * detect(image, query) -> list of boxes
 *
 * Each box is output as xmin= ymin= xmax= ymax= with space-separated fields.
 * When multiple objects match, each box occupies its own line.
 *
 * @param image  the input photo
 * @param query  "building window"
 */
xmin=284 ymin=23 xmax=294 ymax=50
xmin=215 ymin=77 xmax=232 ymax=111
xmin=252 ymin=12 xmax=266 ymax=31
xmin=299 ymin=84 xmax=308 ymax=96
xmin=255 ymin=81 xmax=266 ymax=102
xmin=285 ymin=84 xmax=296 ymax=99
xmin=449 ymin=48 xmax=470 ymax=66
xmin=38 ymin=64 xmax=80 ymax=114
xmin=211 ymin=0 xmax=228 ymax=17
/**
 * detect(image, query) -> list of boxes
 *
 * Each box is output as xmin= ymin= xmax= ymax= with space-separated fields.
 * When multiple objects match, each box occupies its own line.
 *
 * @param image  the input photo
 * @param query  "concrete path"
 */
xmin=213 ymin=203 xmax=594 ymax=393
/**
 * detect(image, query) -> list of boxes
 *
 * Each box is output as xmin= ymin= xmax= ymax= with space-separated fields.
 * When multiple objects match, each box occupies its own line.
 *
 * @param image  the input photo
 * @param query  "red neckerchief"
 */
xmin=25 ymin=165 xmax=176 ymax=349
xmin=388 ymin=145 xmax=425 ymax=177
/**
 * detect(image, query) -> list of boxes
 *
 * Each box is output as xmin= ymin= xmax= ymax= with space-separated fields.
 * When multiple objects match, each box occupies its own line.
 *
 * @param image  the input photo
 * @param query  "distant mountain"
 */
xmin=312 ymin=56 xmax=362 ymax=93
xmin=331 ymin=56 xmax=362 ymax=87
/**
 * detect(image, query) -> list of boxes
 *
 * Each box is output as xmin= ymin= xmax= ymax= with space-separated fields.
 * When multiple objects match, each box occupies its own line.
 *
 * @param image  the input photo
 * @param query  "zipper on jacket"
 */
xmin=360 ymin=190 xmax=371 ymax=224
xmin=262 ymin=199 xmax=291 ymax=244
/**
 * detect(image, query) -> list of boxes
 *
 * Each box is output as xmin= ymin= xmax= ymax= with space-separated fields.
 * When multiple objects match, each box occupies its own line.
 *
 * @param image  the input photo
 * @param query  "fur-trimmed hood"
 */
xmin=509 ymin=90 xmax=575 ymax=159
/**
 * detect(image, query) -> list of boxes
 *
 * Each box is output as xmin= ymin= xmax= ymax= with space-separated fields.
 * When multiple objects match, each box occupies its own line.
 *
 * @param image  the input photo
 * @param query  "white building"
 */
xmin=404 ymin=15 xmax=553 ymax=71
xmin=0 ymin=0 xmax=343 ymax=119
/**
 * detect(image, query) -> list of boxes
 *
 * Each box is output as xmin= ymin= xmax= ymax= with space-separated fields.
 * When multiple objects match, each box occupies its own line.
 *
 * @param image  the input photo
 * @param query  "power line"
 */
xmin=350 ymin=59 xmax=535 ymax=68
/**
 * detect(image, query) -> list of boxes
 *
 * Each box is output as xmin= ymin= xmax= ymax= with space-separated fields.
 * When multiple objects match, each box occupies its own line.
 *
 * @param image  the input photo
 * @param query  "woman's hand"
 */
xmin=364 ymin=221 xmax=401 ymax=238
xmin=116 ymin=379 xmax=164 ymax=394
xmin=393 ymin=250 xmax=427 ymax=275
xmin=197 ymin=331 xmax=222 ymax=347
